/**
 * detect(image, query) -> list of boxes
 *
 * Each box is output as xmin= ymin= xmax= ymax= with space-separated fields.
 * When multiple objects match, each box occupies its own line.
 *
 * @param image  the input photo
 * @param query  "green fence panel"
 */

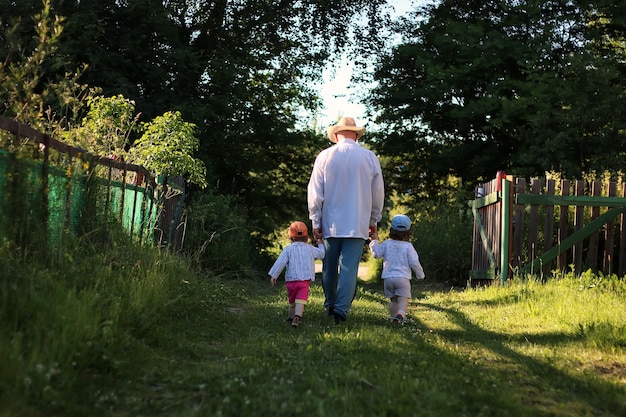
xmin=0 ymin=149 xmax=159 ymax=247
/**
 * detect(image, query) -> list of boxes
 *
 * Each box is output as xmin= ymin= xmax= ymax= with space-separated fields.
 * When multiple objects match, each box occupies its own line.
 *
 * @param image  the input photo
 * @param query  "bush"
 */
xmin=413 ymin=204 xmax=473 ymax=286
xmin=182 ymin=191 xmax=260 ymax=276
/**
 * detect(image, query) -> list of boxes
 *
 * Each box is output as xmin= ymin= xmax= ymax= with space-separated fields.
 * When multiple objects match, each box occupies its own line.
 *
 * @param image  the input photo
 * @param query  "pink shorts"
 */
xmin=285 ymin=280 xmax=310 ymax=305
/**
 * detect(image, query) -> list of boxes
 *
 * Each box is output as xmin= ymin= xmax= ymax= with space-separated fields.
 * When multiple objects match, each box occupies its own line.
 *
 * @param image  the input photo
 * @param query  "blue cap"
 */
xmin=391 ymin=214 xmax=411 ymax=231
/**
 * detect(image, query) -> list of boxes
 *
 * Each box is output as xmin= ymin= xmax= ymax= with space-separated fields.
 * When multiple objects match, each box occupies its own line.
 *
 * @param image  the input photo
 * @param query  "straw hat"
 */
xmin=326 ymin=116 xmax=366 ymax=143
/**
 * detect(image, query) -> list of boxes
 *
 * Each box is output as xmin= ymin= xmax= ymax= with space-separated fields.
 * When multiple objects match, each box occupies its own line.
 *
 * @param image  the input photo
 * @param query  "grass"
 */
xmin=1 ymin=240 xmax=626 ymax=417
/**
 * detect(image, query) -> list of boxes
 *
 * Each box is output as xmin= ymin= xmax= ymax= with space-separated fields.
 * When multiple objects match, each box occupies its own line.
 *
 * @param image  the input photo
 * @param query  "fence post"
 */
xmin=500 ymin=176 xmax=511 ymax=286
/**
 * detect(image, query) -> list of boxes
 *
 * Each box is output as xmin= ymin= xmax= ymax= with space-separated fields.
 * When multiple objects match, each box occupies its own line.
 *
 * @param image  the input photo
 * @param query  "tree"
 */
xmin=0 ymin=0 xmax=93 ymax=134
xmin=129 ymin=110 xmax=207 ymax=188
xmin=62 ymin=94 xmax=138 ymax=157
xmin=0 ymin=0 xmax=397 ymax=261
xmin=369 ymin=0 xmax=626 ymax=185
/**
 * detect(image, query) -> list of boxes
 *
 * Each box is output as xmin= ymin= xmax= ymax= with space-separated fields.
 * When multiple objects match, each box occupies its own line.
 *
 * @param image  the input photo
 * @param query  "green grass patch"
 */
xmin=1 ymin=241 xmax=625 ymax=416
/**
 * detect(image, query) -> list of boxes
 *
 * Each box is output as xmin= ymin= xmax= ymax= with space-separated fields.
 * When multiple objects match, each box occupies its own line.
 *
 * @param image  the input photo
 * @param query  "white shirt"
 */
xmin=307 ymin=139 xmax=384 ymax=239
xmin=268 ymin=242 xmax=325 ymax=282
xmin=369 ymin=239 xmax=425 ymax=280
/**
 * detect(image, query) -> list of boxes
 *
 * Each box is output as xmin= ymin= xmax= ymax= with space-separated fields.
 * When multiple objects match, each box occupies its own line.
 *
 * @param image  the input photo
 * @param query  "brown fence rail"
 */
xmin=0 ymin=116 xmax=186 ymax=251
xmin=470 ymin=173 xmax=626 ymax=286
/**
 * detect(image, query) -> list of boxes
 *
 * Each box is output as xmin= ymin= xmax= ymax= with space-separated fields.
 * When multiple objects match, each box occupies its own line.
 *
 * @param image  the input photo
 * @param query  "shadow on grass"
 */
xmin=411 ymin=301 xmax=626 ymax=416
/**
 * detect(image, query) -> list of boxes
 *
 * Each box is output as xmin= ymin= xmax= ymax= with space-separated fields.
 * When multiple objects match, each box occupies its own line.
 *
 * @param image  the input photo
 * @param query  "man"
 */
xmin=307 ymin=116 xmax=385 ymax=324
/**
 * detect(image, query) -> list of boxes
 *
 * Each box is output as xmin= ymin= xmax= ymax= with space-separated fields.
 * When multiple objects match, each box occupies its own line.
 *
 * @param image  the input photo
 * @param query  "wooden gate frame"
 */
xmin=469 ymin=172 xmax=510 ymax=286
xmin=469 ymin=174 xmax=626 ymax=286
xmin=515 ymin=193 xmax=626 ymax=275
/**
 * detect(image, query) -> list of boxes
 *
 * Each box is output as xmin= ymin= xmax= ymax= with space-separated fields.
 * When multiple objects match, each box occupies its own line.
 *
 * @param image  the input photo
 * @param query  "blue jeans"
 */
xmin=322 ymin=238 xmax=365 ymax=319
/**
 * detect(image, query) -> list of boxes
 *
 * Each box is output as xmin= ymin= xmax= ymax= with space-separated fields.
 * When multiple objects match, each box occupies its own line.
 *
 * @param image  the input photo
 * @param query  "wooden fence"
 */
xmin=470 ymin=172 xmax=626 ymax=286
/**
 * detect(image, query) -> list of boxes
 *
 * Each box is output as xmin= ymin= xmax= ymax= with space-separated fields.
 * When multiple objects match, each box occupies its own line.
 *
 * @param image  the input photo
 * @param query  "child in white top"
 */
xmin=369 ymin=214 xmax=425 ymax=324
xmin=268 ymin=221 xmax=325 ymax=327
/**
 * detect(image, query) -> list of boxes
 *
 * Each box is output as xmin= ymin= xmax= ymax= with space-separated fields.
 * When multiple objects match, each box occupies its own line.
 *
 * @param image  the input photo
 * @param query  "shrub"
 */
xmin=414 ymin=203 xmax=474 ymax=286
xmin=182 ymin=191 xmax=259 ymax=276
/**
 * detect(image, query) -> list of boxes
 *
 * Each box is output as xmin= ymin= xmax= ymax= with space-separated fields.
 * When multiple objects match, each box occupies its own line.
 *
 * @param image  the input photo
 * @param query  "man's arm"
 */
xmin=307 ymin=155 xmax=325 ymax=230
xmin=370 ymin=155 xmax=385 ymax=226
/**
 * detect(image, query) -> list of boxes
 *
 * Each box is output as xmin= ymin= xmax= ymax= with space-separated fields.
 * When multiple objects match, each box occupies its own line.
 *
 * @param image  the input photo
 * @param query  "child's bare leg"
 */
xmin=288 ymin=303 xmax=295 ymax=319
xmin=291 ymin=300 xmax=306 ymax=327
xmin=396 ymin=296 xmax=409 ymax=319
xmin=294 ymin=301 xmax=305 ymax=318
xmin=389 ymin=296 xmax=398 ymax=319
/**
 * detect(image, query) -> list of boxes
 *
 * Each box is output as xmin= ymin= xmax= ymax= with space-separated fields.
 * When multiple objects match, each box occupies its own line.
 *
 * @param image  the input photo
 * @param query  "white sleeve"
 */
xmin=307 ymin=154 xmax=325 ymax=230
xmin=408 ymin=246 xmax=425 ymax=279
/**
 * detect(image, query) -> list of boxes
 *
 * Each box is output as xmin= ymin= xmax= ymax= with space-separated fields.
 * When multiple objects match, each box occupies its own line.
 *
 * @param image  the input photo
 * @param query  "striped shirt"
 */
xmin=268 ymin=242 xmax=325 ymax=282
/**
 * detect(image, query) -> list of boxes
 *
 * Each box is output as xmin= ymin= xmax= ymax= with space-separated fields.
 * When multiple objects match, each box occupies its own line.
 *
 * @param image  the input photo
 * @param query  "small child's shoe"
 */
xmin=291 ymin=315 xmax=302 ymax=328
xmin=393 ymin=314 xmax=404 ymax=325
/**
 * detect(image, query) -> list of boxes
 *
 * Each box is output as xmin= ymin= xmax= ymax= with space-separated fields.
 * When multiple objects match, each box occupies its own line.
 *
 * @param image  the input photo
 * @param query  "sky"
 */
xmin=316 ymin=0 xmax=424 ymax=129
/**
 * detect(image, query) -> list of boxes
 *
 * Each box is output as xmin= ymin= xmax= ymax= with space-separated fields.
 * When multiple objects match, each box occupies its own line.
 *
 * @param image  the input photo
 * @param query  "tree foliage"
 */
xmin=130 ymin=110 xmax=207 ymax=188
xmin=369 ymin=0 xmax=626 ymax=186
xmin=0 ymin=0 xmax=393 ymax=256
xmin=0 ymin=0 xmax=92 ymax=133
xmin=62 ymin=94 xmax=138 ymax=156
xmin=63 ymin=94 xmax=208 ymax=188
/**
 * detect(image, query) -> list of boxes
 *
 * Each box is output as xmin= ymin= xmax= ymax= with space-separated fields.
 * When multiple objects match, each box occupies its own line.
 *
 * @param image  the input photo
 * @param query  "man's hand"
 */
xmin=368 ymin=225 xmax=377 ymax=239
xmin=313 ymin=227 xmax=323 ymax=241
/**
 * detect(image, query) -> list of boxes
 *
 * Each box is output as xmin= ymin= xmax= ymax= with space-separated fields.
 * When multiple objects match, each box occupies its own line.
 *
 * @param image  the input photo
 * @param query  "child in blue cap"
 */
xmin=369 ymin=214 xmax=425 ymax=324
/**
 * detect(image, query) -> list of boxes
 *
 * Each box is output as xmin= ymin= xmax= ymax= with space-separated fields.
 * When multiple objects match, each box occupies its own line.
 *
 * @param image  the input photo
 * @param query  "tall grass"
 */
xmin=182 ymin=191 xmax=261 ymax=276
xmin=0 ymin=230 xmax=209 ymax=416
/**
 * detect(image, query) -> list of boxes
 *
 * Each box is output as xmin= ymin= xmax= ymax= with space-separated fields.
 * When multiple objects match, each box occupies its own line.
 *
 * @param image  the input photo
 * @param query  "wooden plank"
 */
xmin=468 ymin=191 xmax=500 ymax=209
xmin=588 ymin=181 xmax=601 ymax=272
xmin=472 ymin=198 xmax=497 ymax=269
xmin=618 ymin=182 xmax=626 ymax=277
xmin=543 ymin=179 xmax=555 ymax=275
xmin=471 ymin=182 xmax=485 ymax=271
xmin=501 ymin=177 xmax=512 ymax=283
xmin=558 ymin=179 xmax=570 ymax=272
xmin=574 ymin=180 xmax=585 ymax=275
xmin=520 ymin=206 xmax=626 ymax=274
xmin=515 ymin=193 xmax=626 ymax=207
xmin=488 ymin=177 xmax=498 ymax=271
xmin=516 ymin=193 xmax=626 ymax=206
xmin=528 ymin=178 xmax=540 ymax=268
xmin=604 ymin=181 xmax=616 ymax=274
xmin=512 ymin=178 xmax=526 ymax=268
